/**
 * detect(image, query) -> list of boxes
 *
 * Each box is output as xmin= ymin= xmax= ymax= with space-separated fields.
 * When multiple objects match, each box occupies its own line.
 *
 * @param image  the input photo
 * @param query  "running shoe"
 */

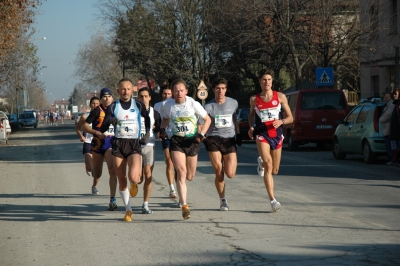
xmin=271 ymin=201 xmax=281 ymax=212
xmin=91 ymin=186 xmax=99 ymax=195
xmin=257 ymin=156 xmax=264 ymax=177
xmin=124 ymin=210 xmax=133 ymax=222
xmin=169 ymin=190 xmax=177 ymax=198
xmin=176 ymin=202 xmax=183 ymax=208
xmin=108 ymin=198 xmax=117 ymax=211
xmin=386 ymin=161 xmax=396 ymax=166
xmin=220 ymin=200 xmax=229 ymax=211
xmin=129 ymin=183 xmax=138 ymax=197
xmin=182 ymin=204 xmax=190 ymax=220
xmin=142 ymin=204 xmax=153 ymax=214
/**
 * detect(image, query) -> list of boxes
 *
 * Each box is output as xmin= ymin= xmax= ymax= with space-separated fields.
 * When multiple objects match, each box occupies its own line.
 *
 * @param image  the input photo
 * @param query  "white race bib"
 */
xmin=117 ymin=120 xmax=138 ymax=137
xmin=215 ymin=114 xmax=233 ymax=128
xmin=260 ymin=108 xmax=280 ymax=122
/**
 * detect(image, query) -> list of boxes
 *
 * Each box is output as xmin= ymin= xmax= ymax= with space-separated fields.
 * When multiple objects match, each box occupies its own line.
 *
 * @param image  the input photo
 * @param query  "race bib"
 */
xmin=260 ymin=108 xmax=280 ymax=122
xmin=172 ymin=118 xmax=197 ymax=137
xmin=215 ymin=114 xmax=232 ymax=128
xmin=116 ymin=120 xmax=138 ymax=137
xmin=104 ymin=124 xmax=114 ymax=136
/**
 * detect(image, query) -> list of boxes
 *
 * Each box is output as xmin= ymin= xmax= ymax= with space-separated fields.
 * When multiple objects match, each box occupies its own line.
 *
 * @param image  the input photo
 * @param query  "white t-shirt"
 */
xmin=162 ymin=96 xmax=207 ymax=138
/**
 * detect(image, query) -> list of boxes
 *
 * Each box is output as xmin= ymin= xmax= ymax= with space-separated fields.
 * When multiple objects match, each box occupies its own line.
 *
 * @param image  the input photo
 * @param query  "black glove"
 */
xmin=111 ymin=117 xmax=118 ymax=126
xmin=139 ymin=132 xmax=150 ymax=145
xmin=159 ymin=128 xmax=168 ymax=140
xmin=235 ymin=133 xmax=242 ymax=146
xmin=193 ymin=133 xmax=204 ymax=144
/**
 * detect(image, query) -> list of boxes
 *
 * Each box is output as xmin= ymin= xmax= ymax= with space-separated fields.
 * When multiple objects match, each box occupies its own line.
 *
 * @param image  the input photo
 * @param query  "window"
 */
xmin=370 ymin=4 xmax=379 ymax=39
xmin=288 ymin=94 xmax=297 ymax=112
xmin=300 ymin=92 xmax=347 ymax=110
xmin=356 ymin=106 xmax=370 ymax=123
xmin=346 ymin=106 xmax=362 ymax=124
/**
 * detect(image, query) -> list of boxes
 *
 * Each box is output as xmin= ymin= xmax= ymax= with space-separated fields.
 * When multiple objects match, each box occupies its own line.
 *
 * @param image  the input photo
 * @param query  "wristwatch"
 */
xmin=281 ymin=119 xmax=285 ymax=124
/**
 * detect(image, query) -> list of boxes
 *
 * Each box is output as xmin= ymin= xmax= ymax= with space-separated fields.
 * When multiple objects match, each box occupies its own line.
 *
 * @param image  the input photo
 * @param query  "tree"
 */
xmin=74 ymin=30 xmax=122 ymax=90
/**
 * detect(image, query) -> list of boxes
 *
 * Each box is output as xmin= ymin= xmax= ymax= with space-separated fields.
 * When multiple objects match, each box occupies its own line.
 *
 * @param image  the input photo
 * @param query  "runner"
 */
xmin=248 ymin=69 xmax=293 ymax=212
xmin=75 ymin=96 xmax=100 ymax=176
xmin=159 ymin=78 xmax=211 ymax=219
xmin=137 ymin=87 xmax=161 ymax=214
xmin=203 ymin=78 xmax=241 ymax=211
xmin=154 ymin=84 xmax=177 ymax=199
xmin=81 ymin=88 xmax=118 ymax=211
xmin=101 ymin=78 xmax=151 ymax=222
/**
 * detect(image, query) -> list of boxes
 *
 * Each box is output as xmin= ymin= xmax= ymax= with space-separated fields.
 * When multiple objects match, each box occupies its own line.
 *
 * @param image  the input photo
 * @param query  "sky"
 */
xmin=34 ymin=0 xmax=100 ymax=102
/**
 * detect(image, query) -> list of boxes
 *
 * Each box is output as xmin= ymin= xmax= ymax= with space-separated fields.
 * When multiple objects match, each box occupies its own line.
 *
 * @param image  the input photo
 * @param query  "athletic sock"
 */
xmin=220 ymin=198 xmax=227 ymax=205
xmin=119 ymin=189 xmax=132 ymax=211
xmin=270 ymin=198 xmax=277 ymax=204
xmin=170 ymin=184 xmax=175 ymax=191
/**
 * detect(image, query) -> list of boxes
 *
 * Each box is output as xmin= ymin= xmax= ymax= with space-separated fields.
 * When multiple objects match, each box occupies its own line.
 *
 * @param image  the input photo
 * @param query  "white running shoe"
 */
xmin=91 ymin=186 xmax=99 ymax=195
xmin=271 ymin=201 xmax=281 ymax=212
xmin=220 ymin=200 xmax=229 ymax=211
xmin=257 ymin=156 xmax=264 ymax=177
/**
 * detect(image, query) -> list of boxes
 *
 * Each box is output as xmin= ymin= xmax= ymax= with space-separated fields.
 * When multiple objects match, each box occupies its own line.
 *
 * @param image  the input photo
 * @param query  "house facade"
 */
xmin=360 ymin=0 xmax=400 ymax=98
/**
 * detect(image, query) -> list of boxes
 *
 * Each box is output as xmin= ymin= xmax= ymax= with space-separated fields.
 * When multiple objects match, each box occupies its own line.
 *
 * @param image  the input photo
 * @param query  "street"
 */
xmin=0 ymin=121 xmax=399 ymax=266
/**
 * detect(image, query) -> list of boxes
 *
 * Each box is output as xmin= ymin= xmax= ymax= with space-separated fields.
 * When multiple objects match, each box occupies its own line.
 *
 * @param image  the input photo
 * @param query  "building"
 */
xmin=360 ymin=0 xmax=400 ymax=98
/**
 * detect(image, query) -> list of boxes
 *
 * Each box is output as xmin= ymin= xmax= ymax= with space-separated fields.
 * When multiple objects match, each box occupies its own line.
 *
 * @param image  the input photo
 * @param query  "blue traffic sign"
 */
xmin=316 ymin=67 xmax=334 ymax=86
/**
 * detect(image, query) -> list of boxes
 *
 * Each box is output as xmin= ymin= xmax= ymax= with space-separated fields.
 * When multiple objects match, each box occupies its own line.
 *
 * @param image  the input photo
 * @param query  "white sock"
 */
xmin=119 ymin=189 xmax=132 ymax=211
xmin=143 ymin=201 xmax=148 ymax=206
xmin=170 ymin=184 xmax=175 ymax=191
xmin=270 ymin=198 xmax=277 ymax=204
xmin=220 ymin=198 xmax=227 ymax=204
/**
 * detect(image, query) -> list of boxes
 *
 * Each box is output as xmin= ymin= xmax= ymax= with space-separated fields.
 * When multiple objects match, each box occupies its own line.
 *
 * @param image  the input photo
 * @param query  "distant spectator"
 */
xmin=388 ymin=88 xmax=400 ymax=166
xmin=379 ymin=92 xmax=395 ymax=165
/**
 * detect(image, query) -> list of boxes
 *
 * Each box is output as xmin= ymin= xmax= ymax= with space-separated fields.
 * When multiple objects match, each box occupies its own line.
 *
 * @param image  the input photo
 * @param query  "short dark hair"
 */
xmin=160 ymin=84 xmax=171 ymax=95
xmin=138 ymin=87 xmax=152 ymax=95
xmin=212 ymin=78 xmax=228 ymax=89
xmin=258 ymin=69 xmax=274 ymax=80
xmin=90 ymin=96 xmax=100 ymax=104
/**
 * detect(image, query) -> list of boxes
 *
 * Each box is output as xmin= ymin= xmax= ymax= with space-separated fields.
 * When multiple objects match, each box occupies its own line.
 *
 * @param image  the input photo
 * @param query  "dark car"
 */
xmin=19 ymin=112 xmax=38 ymax=128
xmin=6 ymin=114 xmax=18 ymax=129
xmin=236 ymin=108 xmax=250 ymax=139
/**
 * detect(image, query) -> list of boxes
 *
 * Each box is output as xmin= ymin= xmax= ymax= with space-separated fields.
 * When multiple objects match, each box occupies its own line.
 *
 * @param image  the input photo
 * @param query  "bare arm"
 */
xmin=248 ymin=95 xmax=256 ymax=139
xmin=278 ymin=92 xmax=293 ymax=124
xmin=81 ymin=121 xmax=105 ymax=139
xmin=75 ymin=114 xmax=87 ymax=142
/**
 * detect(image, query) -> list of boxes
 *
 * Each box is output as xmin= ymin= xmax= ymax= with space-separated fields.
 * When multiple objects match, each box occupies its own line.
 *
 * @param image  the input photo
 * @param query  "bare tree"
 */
xmin=74 ymin=30 xmax=122 ymax=90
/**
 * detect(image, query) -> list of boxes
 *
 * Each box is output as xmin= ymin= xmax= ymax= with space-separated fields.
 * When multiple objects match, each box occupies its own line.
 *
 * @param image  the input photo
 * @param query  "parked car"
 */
xmin=19 ymin=111 xmax=38 ymax=128
xmin=0 ymin=111 xmax=11 ymax=135
xmin=332 ymin=98 xmax=387 ymax=164
xmin=6 ymin=114 xmax=18 ymax=129
xmin=74 ymin=112 xmax=85 ymax=124
xmin=283 ymin=89 xmax=350 ymax=150
xmin=236 ymin=107 xmax=250 ymax=139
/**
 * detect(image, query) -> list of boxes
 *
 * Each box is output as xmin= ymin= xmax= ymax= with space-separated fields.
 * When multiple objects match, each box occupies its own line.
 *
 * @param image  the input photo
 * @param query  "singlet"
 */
xmin=90 ymin=106 xmax=114 ymax=137
xmin=155 ymin=99 xmax=173 ymax=138
xmin=254 ymin=91 xmax=282 ymax=138
xmin=140 ymin=107 xmax=155 ymax=146
xmin=162 ymin=96 xmax=207 ymax=138
xmin=205 ymin=97 xmax=238 ymax=138
xmin=113 ymin=99 xmax=142 ymax=139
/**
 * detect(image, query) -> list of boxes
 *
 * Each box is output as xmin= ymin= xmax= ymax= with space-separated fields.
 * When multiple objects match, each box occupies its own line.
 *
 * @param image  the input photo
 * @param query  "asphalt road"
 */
xmin=0 ymin=121 xmax=399 ymax=266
